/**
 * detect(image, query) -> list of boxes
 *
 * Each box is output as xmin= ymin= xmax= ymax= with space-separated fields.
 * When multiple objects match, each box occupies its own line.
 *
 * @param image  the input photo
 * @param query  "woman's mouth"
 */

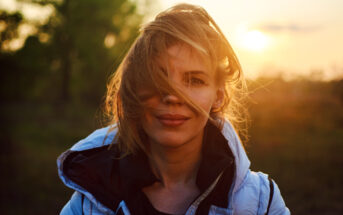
xmin=156 ymin=114 xmax=190 ymax=127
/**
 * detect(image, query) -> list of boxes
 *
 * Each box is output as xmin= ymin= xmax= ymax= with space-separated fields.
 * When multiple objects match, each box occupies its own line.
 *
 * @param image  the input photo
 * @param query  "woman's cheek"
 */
xmin=188 ymin=90 xmax=216 ymax=112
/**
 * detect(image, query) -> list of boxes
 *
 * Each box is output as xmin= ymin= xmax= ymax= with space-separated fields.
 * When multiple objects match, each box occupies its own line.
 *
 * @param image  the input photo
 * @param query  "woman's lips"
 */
xmin=156 ymin=114 xmax=190 ymax=126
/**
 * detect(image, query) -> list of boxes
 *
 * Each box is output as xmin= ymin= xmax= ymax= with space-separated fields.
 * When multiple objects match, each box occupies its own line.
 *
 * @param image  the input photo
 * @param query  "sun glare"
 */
xmin=241 ymin=30 xmax=270 ymax=52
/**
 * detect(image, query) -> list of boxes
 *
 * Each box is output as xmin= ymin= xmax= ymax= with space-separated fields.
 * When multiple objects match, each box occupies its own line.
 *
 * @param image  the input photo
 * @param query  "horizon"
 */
xmin=1 ymin=0 xmax=343 ymax=81
xmin=152 ymin=0 xmax=343 ymax=81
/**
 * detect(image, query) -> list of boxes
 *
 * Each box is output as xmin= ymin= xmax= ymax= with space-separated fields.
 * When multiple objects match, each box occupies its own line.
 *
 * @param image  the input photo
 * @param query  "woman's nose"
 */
xmin=162 ymin=93 xmax=183 ymax=105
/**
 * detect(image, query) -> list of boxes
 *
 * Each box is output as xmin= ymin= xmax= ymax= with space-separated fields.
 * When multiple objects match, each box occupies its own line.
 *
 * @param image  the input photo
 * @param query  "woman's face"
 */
xmin=139 ymin=44 xmax=222 ymax=148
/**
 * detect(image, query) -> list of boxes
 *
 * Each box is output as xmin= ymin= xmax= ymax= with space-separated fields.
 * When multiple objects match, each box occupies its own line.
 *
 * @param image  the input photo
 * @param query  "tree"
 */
xmin=46 ymin=0 xmax=143 ymax=103
xmin=0 ymin=11 xmax=23 ymax=51
xmin=0 ymin=0 xmax=144 ymax=104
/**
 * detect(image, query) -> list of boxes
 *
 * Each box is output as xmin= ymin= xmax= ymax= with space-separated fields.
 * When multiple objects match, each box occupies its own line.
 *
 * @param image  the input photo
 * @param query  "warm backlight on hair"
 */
xmin=240 ymin=30 xmax=270 ymax=52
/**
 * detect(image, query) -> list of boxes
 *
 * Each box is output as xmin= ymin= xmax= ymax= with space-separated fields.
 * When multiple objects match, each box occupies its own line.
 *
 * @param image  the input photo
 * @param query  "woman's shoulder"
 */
xmin=57 ymin=125 xmax=121 ymax=215
xmin=69 ymin=125 xmax=118 ymax=152
xmin=232 ymin=170 xmax=290 ymax=215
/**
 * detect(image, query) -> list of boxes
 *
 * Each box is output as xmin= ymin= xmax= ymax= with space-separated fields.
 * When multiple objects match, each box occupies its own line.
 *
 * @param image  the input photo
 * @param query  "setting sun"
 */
xmin=241 ymin=30 xmax=269 ymax=52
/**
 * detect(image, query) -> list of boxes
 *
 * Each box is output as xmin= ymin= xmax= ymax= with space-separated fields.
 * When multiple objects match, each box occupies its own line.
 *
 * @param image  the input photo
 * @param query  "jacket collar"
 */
xmin=57 ymin=120 xmax=250 ymax=212
xmin=221 ymin=121 xmax=250 ymax=194
xmin=119 ymin=122 xmax=234 ymax=193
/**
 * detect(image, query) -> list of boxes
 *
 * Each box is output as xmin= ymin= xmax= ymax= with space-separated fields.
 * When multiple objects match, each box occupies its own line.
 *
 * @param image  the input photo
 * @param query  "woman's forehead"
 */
xmin=158 ymin=44 xmax=213 ymax=75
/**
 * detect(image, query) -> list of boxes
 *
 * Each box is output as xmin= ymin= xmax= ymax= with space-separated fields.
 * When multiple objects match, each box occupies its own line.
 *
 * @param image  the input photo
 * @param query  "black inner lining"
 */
xmin=63 ymin=122 xmax=235 ymax=213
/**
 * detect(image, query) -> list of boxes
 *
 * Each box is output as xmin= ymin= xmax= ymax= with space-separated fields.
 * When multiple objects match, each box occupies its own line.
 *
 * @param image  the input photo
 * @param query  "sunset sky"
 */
xmin=153 ymin=0 xmax=343 ymax=80
xmin=1 ymin=0 xmax=342 ymax=80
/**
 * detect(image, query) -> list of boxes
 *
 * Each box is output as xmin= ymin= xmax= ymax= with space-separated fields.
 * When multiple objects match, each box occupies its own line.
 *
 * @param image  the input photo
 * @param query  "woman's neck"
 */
xmin=148 ymin=136 xmax=203 ymax=188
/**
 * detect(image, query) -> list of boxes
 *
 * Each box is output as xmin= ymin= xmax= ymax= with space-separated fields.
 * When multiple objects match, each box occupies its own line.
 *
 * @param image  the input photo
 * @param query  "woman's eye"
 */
xmin=188 ymin=77 xmax=206 ymax=86
xmin=183 ymin=73 xmax=208 ymax=87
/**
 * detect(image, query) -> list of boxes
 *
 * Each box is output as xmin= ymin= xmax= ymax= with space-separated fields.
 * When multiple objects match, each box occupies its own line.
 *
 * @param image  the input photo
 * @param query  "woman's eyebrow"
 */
xmin=185 ymin=70 xmax=210 ymax=77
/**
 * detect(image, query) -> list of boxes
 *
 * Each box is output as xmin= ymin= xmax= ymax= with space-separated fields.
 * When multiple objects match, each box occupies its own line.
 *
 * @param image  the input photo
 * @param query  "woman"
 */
xmin=58 ymin=4 xmax=290 ymax=215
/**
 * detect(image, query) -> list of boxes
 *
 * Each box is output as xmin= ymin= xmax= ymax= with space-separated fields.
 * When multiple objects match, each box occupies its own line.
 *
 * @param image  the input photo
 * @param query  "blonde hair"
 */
xmin=104 ymin=3 xmax=249 ymax=155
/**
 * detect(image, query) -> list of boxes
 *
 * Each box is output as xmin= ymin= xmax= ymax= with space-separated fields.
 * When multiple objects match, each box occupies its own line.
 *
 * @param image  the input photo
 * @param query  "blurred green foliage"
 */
xmin=0 ymin=11 xmax=23 ymax=50
xmin=0 ymin=0 xmax=142 ymax=103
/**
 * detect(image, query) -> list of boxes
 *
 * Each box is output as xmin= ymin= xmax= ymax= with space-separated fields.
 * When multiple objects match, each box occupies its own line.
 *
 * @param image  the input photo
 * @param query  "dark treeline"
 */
xmin=1 ymin=1 xmax=343 ymax=214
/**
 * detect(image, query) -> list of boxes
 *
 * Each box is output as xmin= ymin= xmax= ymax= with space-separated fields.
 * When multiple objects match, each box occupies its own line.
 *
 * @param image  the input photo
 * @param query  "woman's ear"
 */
xmin=212 ymin=87 xmax=224 ymax=111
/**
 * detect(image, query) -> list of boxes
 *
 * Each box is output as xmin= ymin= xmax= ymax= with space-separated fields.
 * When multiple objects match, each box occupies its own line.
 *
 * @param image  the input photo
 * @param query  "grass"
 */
xmin=0 ymin=102 xmax=100 ymax=215
xmin=247 ymin=79 xmax=343 ymax=214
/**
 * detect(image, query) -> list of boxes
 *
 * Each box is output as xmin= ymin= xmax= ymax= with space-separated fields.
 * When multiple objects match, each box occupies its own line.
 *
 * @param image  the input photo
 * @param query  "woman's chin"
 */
xmin=149 ymin=136 xmax=190 ymax=149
